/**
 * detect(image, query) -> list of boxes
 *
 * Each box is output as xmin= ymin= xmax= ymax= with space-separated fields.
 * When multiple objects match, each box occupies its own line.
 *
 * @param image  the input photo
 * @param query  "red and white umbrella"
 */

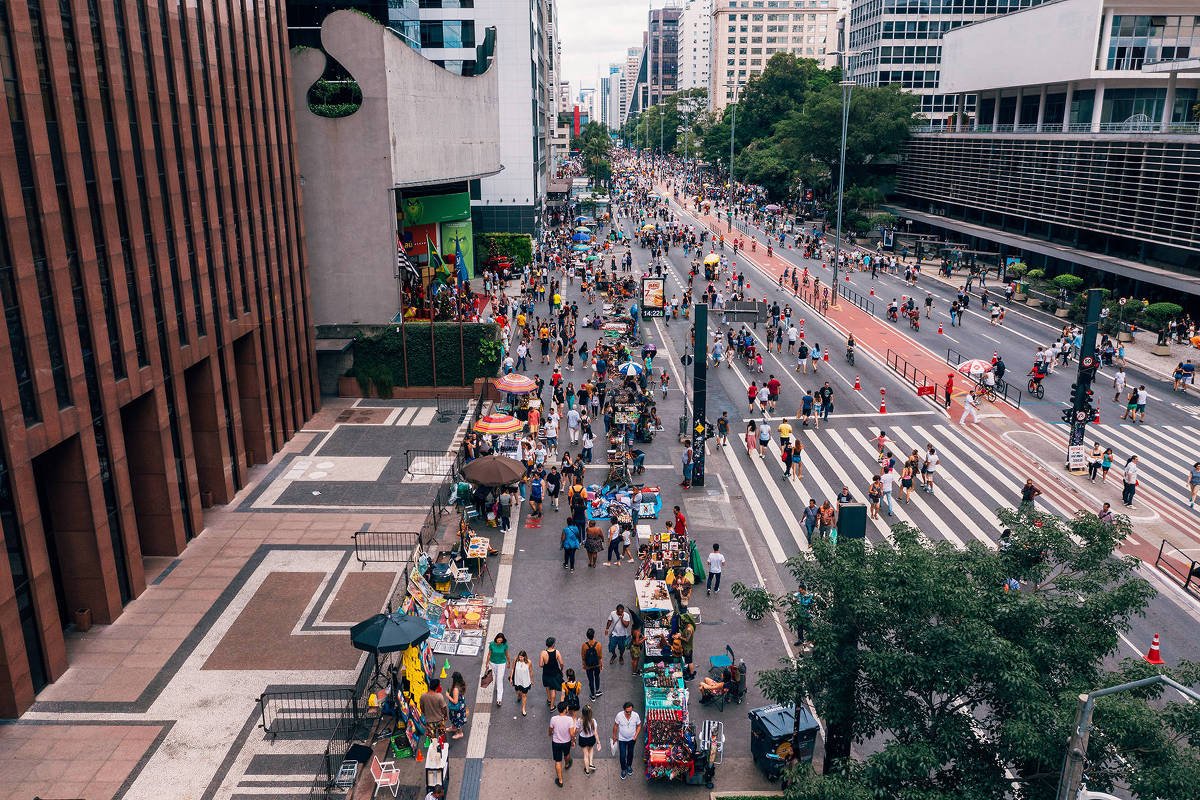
xmin=956 ymin=359 xmax=993 ymax=376
xmin=473 ymin=413 xmax=523 ymax=435
xmin=495 ymin=373 xmax=537 ymax=394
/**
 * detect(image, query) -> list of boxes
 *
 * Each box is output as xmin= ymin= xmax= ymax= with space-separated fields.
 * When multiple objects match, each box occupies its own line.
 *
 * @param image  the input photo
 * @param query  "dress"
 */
xmin=448 ymin=691 xmax=467 ymax=729
xmin=542 ymin=649 xmax=564 ymax=689
xmin=584 ymin=530 xmax=604 ymax=554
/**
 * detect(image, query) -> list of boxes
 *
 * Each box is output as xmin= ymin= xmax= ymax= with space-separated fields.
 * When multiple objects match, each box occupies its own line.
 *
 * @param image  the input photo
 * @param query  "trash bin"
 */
xmin=748 ymin=704 xmax=820 ymax=780
xmin=430 ymin=564 xmax=453 ymax=594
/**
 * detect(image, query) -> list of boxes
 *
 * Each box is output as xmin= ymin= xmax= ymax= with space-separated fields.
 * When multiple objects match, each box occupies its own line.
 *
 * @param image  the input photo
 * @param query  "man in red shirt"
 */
xmin=765 ymin=375 xmax=782 ymax=413
xmin=673 ymin=506 xmax=688 ymax=537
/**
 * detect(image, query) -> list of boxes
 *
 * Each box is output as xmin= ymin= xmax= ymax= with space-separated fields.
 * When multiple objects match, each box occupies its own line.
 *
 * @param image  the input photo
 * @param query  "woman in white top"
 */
xmin=1121 ymin=455 xmax=1140 ymax=507
xmin=510 ymin=650 xmax=533 ymax=716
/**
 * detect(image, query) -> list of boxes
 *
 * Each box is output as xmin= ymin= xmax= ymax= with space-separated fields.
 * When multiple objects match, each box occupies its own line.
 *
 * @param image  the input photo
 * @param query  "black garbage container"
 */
xmin=748 ymin=704 xmax=820 ymax=780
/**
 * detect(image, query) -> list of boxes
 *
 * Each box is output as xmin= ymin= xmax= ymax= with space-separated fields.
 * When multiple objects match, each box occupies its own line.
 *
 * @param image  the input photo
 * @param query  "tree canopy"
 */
xmin=759 ymin=508 xmax=1199 ymax=800
xmin=571 ymin=121 xmax=612 ymax=189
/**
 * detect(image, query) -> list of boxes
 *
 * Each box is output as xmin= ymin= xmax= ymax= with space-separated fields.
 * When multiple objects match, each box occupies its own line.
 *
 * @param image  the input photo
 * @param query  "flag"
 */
xmin=454 ymin=238 xmax=469 ymax=283
xmin=426 ymin=235 xmax=443 ymax=271
xmin=397 ymin=237 xmax=419 ymax=279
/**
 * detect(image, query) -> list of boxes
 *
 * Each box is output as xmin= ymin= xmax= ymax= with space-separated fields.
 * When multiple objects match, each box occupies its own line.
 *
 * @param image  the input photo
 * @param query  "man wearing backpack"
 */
xmin=581 ymin=628 xmax=604 ymax=700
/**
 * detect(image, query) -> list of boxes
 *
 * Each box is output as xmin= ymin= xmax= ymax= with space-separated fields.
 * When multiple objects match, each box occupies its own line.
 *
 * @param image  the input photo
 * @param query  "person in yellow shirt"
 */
xmin=778 ymin=419 xmax=793 ymax=450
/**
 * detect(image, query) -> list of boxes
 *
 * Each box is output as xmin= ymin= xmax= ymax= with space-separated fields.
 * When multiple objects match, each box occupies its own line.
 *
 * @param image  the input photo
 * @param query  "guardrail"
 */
xmin=405 ymin=449 xmax=458 ymax=477
xmin=352 ymin=530 xmax=421 ymax=565
xmin=1154 ymin=539 xmax=1200 ymax=596
xmin=886 ymin=349 xmax=946 ymax=406
xmin=945 ymin=347 xmax=1023 ymax=408
xmin=838 ymin=282 xmax=876 ymax=317
xmin=258 ymin=687 xmax=359 ymax=738
xmin=436 ymin=394 xmax=471 ymax=421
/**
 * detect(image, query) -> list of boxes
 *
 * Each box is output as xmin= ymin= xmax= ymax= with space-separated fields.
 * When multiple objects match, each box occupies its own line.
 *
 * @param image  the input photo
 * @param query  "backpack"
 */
xmin=583 ymin=641 xmax=601 ymax=668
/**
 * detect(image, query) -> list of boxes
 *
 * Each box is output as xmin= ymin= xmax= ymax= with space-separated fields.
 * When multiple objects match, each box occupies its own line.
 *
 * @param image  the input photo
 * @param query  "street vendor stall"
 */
xmin=640 ymin=660 xmax=719 ymax=786
xmin=634 ymin=579 xmax=675 ymax=663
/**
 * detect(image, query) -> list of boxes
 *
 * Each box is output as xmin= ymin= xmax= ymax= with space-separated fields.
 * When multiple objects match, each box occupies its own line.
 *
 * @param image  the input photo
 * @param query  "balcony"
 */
xmin=914 ymin=120 xmax=1200 ymax=135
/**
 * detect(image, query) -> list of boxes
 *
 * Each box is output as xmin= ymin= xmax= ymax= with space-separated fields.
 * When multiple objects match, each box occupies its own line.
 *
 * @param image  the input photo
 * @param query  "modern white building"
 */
xmin=417 ymin=0 xmax=559 ymax=234
xmin=600 ymin=64 xmax=623 ymax=129
xmin=622 ymin=46 xmax=644 ymax=124
xmin=709 ymin=0 xmax=839 ymax=112
xmin=894 ymin=0 xmax=1200 ymax=299
xmin=847 ymin=0 xmax=1050 ymax=119
xmin=678 ymin=0 xmax=713 ymax=92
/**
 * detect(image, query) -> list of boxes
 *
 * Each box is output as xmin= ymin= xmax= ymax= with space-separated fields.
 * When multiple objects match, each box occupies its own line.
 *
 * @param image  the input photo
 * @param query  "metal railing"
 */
xmin=405 ymin=449 xmax=458 ymax=477
xmin=885 ymin=349 xmax=946 ymax=406
xmin=436 ymin=394 xmax=470 ymax=421
xmin=945 ymin=347 xmax=1023 ymax=408
xmin=915 ymin=121 xmax=1200 ymax=135
xmin=1154 ymin=539 xmax=1200 ymax=596
xmin=838 ymin=282 xmax=876 ymax=317
xmin=257 ymin=687 xmax=359 ymax=737
xmin=308 ymin=718 xmax=356 ymax=799
xmin=352 ymin=530 xmax=421 ymax=565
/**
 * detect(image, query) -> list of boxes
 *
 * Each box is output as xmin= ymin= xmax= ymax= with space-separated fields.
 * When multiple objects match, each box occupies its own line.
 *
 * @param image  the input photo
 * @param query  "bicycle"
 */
xmin=1026 ymin=372 xmax=1045 ymax=399
xmin=980 ymin=382 xmax=999 ymax=403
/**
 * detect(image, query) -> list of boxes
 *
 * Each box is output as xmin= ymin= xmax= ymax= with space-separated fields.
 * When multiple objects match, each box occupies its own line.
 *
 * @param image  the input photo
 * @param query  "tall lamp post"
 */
xmin=832 ymin=77 xmax=853 ymax=293
xmin=727 ymin=82 xmax=739 ymax=232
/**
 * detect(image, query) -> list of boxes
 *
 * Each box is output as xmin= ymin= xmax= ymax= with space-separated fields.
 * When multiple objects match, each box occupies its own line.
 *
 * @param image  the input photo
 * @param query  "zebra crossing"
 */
xmin=722 ymin=421 xmax=1037 ymax=557
xmin=1049 ymin=421 xmax=1200 ymax=511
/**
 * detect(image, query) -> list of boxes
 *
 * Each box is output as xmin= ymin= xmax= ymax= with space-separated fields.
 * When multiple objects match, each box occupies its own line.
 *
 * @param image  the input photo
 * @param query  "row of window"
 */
xmin=877 ymin=45 xmax=941 ymax=63
xmin=729 ymin=0 xmax=832 ymax=7
xmin=877 ymin=69 xmax=941 ymax=88
xmin=419 ymin=19 xmax=476 ymax=48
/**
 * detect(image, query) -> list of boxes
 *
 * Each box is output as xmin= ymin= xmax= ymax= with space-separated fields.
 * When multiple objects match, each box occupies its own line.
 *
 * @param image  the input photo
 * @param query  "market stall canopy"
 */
xmin=494 ymin=374 xmax=537 ymax=394
xmin=350 ymin=611 xmax=430 ymax=654
xmin=572 ymin=232 xmax=591 ymax=242
xmin=763 ymin=204 xmax=782 ymax=212
xmin=617 ymin=361 xmax=644 ymax=377
xmin=703 ymin=254 xmax=721 ymax=266
xmin=461 ymin=454 xmax=526 ymax=487
xmin=473 ymin=413 xmax=523 ymax=436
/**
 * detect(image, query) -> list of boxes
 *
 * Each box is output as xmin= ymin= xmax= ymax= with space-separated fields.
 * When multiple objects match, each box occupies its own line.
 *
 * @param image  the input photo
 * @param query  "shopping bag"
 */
xmin=480 ymin=668 xmax=494 ymax=689
xmin=609 ymin=738 xmax=618 ymax=756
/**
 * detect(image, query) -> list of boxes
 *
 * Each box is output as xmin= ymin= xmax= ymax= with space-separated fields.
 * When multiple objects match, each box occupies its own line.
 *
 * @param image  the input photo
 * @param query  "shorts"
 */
xmin=1136 ymin=404 xmax=1146 ymax=413
xmin=578 ymin=735 xmax=596 ymax=749
xmin=552 ymin=741 xmax=572 ymax=762
xmin=515 ymin=684 xmax=531 ymax=695
xmin=608 ymin=634 xmax=629 ymax=654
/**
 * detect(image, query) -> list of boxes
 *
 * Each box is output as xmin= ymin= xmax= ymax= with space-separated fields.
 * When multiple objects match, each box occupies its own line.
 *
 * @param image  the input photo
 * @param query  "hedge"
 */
xmin=348 ymin=322 xmax=503 ymax=392
xmin=475 ymin=232 xmax=533 ymax=273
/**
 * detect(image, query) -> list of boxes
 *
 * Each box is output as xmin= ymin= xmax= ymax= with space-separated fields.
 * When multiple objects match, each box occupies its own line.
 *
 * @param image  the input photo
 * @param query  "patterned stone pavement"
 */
xmin=0 ymin=398 xmax=466 ymax=800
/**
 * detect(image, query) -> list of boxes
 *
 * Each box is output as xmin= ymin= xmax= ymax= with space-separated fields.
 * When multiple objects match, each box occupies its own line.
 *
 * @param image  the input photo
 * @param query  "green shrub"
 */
xmin=1026 ymin=268 xmax=1046 ymax=281
xmin=868 ymin=212 xmax=897 ymax=230
xmin=475 ymin=233 xmax=533 ymax=272
xmin=1006 ymin=262 xmax=1029 ymax=278
xmin=1141 ymin=302 xmax=1184 ymax=332
xmin=1052 ymin=274 xmax=1084 ymax=291
xmin=349 ymin=322 xmax=502 ymax=388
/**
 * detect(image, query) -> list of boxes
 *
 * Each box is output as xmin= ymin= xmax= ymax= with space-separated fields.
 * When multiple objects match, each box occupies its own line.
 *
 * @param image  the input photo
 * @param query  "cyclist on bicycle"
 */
xmin=1028 ymin=363 xmax=1047 ymax=389
xmin=887 ymin=298 xmax=900 ymax=322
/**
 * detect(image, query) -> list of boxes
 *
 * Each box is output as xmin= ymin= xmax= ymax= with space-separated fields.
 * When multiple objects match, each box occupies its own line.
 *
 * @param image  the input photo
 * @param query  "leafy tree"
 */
xmin=756 ymin=509 xmax=1198 ymax=800
xmin=734 ymin=53 xmax=839 ymax=145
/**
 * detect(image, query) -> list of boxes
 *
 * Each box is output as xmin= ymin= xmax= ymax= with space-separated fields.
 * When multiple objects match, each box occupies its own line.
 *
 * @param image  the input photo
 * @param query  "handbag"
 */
xmin=480 ymin=668 xmax=494 ymax=689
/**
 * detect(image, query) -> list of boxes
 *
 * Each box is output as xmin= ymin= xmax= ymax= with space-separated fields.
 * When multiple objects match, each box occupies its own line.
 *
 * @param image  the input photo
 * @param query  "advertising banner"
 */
xmin=440 ymin=219 xmax=475 ymax=277
xmin=400 ymin=192 xmax=471 ymax=227
xmin=641 ymin=277 xmax=665 ymax=318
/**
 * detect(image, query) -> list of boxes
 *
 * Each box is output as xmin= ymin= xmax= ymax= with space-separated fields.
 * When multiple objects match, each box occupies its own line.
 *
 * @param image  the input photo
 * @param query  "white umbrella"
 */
xmin=617 ymin=362 xmax=644 ymax=377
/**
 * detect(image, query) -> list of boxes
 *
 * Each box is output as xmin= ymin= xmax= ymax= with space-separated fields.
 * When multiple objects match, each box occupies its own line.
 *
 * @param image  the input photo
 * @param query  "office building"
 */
xmin=847 ymin=0 xmax=1050 ymax=119
xmin=0 ymin=0 xmax=318 ymax=716
xmin=600 ymin=65 xmax=624 ymax=129
xmin=678 ymin=0 xmax=713 ymax=92
xmin=710 ymin=0 xmax=839 ymax=112
xmin=622 ymin=46 xmax=644 ymax=124
xmin=893 ymin=0 xmax=1200 ymax=296
xmin=648 ymin=3 xmax=684 ymax=105
xmin=288 ymin=0 xmax=421 ymax=50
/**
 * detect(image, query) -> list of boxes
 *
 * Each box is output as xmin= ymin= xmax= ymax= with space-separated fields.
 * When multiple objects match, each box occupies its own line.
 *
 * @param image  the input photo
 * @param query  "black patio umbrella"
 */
xmin=460 ymin=453 xmax=525 ymax=487
xmin=350 ymin=611 xmax=431 ymax=654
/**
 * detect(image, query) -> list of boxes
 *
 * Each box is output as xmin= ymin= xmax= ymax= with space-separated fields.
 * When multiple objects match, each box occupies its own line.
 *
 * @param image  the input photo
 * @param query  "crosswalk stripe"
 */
xmin=1161 ymin=425 xmax=1200 ymax=453
xmin=793 ymin=428 xmax=892 ymax=540
xmin=822 ymin=428 xmax=934 ymax=542
xmin=394 ymin=407 xmax=417 ymax=425
xmin=411 ymin=407 xmax=436 ymax=426
xmin=835 ymin=429 xmax=968 ymax=548
xmin=1085 ymin=424 xmax=1188 ymax=492
xmin=738 ymin=438 xmax=813 ymax=554
xmin=713 ymin=447 xmax=793 ymax=562
xmin=915 ymin=425 xmax=1019 ymax=510
xmin=886 ymin=427 xmax=997 ymax=548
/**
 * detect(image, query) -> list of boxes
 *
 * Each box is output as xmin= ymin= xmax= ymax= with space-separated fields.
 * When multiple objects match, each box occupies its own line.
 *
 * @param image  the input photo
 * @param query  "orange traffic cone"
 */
xmin=1093 ymin=409 xmax=1101 ymax=424
xmin=854 ymin=376 xmax=861 ymax=391
xmin=1144 ymin=633 xmax=1165 ymax=665
xmin=879 ymin=397 xmax=887 ymax=414
xmin=822 ymin=352 xmax=828 ymax=362
xmin=869 ymin=288 xmax=875 ymax=297
xmin=937 ymin=323 xmax=943 ymax=335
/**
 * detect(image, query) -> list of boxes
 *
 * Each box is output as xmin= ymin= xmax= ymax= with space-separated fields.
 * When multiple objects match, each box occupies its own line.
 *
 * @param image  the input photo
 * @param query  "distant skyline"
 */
xmin=557 ymin=0 xmax=653 ymax=86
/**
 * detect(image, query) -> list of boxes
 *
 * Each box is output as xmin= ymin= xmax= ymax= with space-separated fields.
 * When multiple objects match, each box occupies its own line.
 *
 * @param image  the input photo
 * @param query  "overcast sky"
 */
xmin=557 ymin=0 xmax=649 ymax=87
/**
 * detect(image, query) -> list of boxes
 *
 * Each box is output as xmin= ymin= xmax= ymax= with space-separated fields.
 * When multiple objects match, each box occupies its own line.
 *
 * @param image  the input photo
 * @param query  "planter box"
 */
xmin=1117 ymin=332 xmax=1133 ymax=343
xmin=1013 ymin=293 xmax=1027 ymax=302
xmin=1054 ymin=308 xmax=1070 ymax=318
xmin=1026 ymin=298 xmax=1042 ymax=308
xmin=1151 ymin=343 xmax=1172 ymax=357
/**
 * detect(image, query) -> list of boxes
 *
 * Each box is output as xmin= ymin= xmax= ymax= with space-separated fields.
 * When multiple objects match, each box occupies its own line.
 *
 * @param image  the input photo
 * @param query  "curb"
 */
xmin=710 ymin=792 xmax=785 ymax=799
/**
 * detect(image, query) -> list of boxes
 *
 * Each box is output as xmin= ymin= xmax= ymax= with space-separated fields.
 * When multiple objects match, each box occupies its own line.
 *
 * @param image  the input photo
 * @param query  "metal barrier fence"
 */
xmin=352 ymin=530 xmax=420 ymax=565
xmin=838 ymin=283 xmax=876 ymax=317
xmin=308 ymin=718 xmax=356 ymax=799
xmin=886 ymin=349 xmax=946 ymax=405
xmin=257 ymin=687 xmax=359 ymax=737
xmin=405 ymin=449 xmax=458 ymax=477
xmin=945 ymin=347 xmax=1023 ymax=408
xmin=436 ymin=394 xmax=470 ymax=421
xmin=1154 ymin=539 xmax=1200 ymax=596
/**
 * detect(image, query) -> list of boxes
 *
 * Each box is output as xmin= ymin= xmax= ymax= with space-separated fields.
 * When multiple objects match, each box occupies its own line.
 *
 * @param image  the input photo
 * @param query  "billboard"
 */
xmin=641 ymin=278 xmax=665 ymax=318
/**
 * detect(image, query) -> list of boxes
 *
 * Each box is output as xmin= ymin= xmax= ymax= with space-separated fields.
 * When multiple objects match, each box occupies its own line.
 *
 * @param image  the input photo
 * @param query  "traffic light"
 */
xmin=1061 ymin=408 xmax=1074 ymax=424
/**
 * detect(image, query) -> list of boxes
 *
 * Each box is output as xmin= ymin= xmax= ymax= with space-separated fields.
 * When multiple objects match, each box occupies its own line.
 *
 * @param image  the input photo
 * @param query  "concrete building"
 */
xmin=600 ymin=64 xmax=624 ymax=129
xmin=892 ymin=0 xmax=1200 ymax=297
xmin=710 ymin=0 xmax=839 ymax=112
xmin=292 ymin=10 xmax=502 ymax=328
xmin=0 ymin=0 xmax=318 ymax=717
xmin=678 ymin=0 xmax=713 ymax=92
xmin=648 ymin=3 xmax=684 ymax=105
xmin=622 ymin=46 xmax=645 ymax=124
xmin=847 ymin=0 xmax=1051 ymax=120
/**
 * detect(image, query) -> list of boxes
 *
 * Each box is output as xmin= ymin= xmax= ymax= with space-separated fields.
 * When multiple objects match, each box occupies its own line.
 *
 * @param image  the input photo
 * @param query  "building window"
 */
xmin=420 ymin=20 xmax=475 ymax=48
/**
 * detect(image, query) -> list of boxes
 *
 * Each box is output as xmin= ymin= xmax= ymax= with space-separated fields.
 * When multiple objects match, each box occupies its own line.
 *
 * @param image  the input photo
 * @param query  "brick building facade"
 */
xmin=0 ymin=0 xmax=318 ymax=716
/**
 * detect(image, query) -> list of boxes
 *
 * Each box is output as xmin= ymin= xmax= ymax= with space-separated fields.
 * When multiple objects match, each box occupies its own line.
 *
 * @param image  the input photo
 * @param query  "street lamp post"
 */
xmin=832 ymin=78 xmax=854 ymax=294
xmin=728 ymin=83 xmax=738 ymax=232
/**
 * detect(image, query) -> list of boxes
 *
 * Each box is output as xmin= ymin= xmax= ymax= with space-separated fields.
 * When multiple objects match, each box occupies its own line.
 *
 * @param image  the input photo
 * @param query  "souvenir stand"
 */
xmin=633 ymin=578 xmax=675 ymax=665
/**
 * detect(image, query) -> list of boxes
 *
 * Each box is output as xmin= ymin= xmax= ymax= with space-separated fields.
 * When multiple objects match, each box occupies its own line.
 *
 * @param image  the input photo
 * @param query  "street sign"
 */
xmin=1067 ymin=445 xmax=1088 ymax=472
xmin=916 ymin=385 xmax=936 ymax=397
xmin=1081 ymin=355 xmax=1096 ymax=370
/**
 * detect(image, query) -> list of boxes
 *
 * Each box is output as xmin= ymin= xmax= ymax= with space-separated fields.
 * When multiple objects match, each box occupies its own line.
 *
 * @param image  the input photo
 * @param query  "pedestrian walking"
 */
xmin=923 ymin=445 xmax=939 ymax=494
xmin=561 ymin=520 xmax=580 ymax=571
xmin=549 ymin=702 xmax=577 ymax=786
xmin=540 ymin=638 xmax=565 ymax=709
xmin=577 ymin=705 xmax=599 ymax=775
xmin=706 ymin=543 xmax=725 ymax=595
xmin=717 ymin=411 xmax=729 ymax=446
xmin=959 ymin=388 xmax=980 ymax=424
xmin=604 ymin=603 xmax=632 ymax=665
xmin=488 ymin=633 xmax=511 ymax=707
xmin=511 ymin=650 xmax=532 ymax=716
xmin=867 ymin=476 xmax=883 ymax=519
xmin=1122 ymin=455 xmax=1140 ymax=506
xmin=1190 ymin=462 xmax=1200 ymax=509
xmin=681 ymin=439 xmax=694 ymax=489
xmin=605 ymin=521 xmax=622 ymax=565
xmin=757 ymin=420 xmax=771 ymax=456
xmin=1101 ymin=448 xmax=1114 ymax=482
xmin=561 ymin=669 xmax=582 ymax=715
xmin=879 ymin=468 xmax=896 ymax=516
xmin=802 ymin=498 xmax=819 ymax=538
xmin=581 ymin=629 xmax=604 ymax=700
xmin=612 ymin=703 xmax=643 ymax=780
xmin=1019 ymin=479 xmax=1042 ymax=512
xmin=819 ymin=382 xmax=834 ymax=420
xmin=1098 ymin=502 xmax=1115 ymax=525
xmin=446 ymin=671 xmax=468 ymax=740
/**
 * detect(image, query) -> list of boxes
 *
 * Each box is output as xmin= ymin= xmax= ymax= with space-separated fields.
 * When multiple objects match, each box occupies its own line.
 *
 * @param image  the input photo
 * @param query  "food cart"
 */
xmin=640 ymin=659 xmax=721 ymax=786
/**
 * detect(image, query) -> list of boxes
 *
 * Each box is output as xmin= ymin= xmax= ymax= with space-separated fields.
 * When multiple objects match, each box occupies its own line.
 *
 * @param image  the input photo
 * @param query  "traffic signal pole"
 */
xmin=1064 ymin=289 xmax=1104 ymax=470
xmin=691 ymin=303 xmax=708 ymax=487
